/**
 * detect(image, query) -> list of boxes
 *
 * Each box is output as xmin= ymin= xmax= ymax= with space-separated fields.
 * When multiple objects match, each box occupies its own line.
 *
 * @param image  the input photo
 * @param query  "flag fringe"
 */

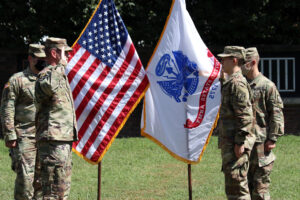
xmin=73 ymin=83 xmax=150 ymax=165
xmin=70 ymin=0 xmax=105 ymax=165
xmin=141 ymin=131 xmax=198 ymax=164
xmin=140 ymin=0 xmax=220 ymax=164
xmin=72 ymin=147 xmax=98 ymax=164
xmin=197 ymin=110 xmax=219 ymax=162
xmin=70 ymin=0 xmax=151 ymax=164
xmin=141 ymin=94 xmax=220 ymax=164
xmin=94 ymin=83 xmax=150 ymax=164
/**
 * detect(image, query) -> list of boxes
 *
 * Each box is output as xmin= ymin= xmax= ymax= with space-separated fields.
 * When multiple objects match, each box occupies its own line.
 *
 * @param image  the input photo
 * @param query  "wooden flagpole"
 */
xmin=97 ymin=161 xmax=102 ymax=200
xmin=188 ymin=164 xmax=192 ymax=200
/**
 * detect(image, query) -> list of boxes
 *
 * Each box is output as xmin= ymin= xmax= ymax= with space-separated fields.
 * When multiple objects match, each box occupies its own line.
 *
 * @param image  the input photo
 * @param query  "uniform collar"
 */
xmin=24 ymin=67 xmax=38 ymax=81
xmin=44 ymin=63 xmax=66 ymax=76
xmin=223 ymin=70 xmax=242 ymax=85
xmin=248 ymin=72 xmax=263 ymax=86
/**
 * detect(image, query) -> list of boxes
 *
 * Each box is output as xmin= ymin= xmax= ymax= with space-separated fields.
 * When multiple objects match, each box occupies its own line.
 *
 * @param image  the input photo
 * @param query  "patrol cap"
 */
xmin=45 ymin=37 xmax=72 ymax=52
xmin=28 ymin=44 xmax=46 ymax=58
xmin=245 ymin=47 xmax=259 ymax=61
xmin=217 ymin=46 xmax=246 ymax=59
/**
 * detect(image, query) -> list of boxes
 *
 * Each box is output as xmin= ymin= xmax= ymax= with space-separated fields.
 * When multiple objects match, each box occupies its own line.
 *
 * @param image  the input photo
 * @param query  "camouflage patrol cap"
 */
xmin=28 ymin=44 xmax=46 ymax=58
xmin=45 ymin=37 xmax=72 ymax=52
xmin=245 ymin=47 xmax=259 ymax=61
xmin=217 ymin=46 xmax=246 ymax=59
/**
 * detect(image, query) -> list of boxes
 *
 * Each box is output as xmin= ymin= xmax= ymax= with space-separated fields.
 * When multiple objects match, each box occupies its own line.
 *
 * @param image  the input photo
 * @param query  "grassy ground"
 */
xmin=0 ymin=135 xmax=299 ymax=200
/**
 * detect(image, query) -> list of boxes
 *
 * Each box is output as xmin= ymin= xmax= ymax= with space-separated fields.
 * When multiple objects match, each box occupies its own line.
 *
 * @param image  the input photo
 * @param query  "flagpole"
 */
xmin=188 ymin=164 xmax=192 ymax=200
xmin=97 ymin=161 xmax=102 ymax=200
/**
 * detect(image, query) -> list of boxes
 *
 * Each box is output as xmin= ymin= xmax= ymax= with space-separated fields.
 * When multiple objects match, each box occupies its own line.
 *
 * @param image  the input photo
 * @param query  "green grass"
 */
xmin=1 ymin=135 xmax=299 ymax=200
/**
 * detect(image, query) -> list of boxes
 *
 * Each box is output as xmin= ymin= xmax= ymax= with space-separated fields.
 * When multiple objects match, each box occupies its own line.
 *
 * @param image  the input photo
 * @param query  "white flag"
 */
xmin=141 ymin=0 xmax=221 ymax=163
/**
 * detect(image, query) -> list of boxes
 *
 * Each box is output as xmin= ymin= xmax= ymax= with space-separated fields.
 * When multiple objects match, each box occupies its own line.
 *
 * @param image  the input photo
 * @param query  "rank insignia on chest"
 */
xmin=38 ymin=72 xmax=49 ymax=81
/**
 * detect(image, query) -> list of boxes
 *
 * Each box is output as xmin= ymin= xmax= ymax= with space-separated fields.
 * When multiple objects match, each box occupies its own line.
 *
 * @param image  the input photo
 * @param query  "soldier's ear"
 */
xmin=232 ymin=57 xmax=238 ymax=65
xmin=28 ymin=55 xmax=36 ymax=63
xmin=50 ymin=48 xmax=57 ymax=58
xmin=252 ymin=60 xmax=257 ymax=66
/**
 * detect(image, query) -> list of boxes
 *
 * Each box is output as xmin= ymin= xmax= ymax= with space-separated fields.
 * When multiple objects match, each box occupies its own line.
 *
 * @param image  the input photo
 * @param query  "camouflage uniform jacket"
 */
xmin=1 ymin=67 xmax=37 ymax=142
xmin=35 ymin=64 xmax=78 ymax=141
xmin=248 ymin=73 xmax=284 ymax=165
xmin=219 ymin=70 xmax=255 ymax=150
xmin=248 ymin=73 xmax=284 ymax=142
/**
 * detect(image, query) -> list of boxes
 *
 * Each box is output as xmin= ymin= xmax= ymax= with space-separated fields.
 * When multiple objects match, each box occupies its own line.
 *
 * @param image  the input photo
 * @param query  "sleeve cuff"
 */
xmin=4 ymin=134 xmax=18 ymax=142
xmin=268 ymin=136 xmax=277 ymax=143
xmin=234 ymin=134 xmax=246 ymax=145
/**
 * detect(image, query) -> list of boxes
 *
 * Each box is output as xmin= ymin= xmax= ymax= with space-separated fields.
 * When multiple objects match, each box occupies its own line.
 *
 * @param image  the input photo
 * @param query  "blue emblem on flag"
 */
xmin=155 ymin=51 xmax=199 ymax=102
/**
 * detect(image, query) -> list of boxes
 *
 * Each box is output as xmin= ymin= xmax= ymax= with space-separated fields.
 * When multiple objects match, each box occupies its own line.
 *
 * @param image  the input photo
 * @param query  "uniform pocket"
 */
xmin=231 ymin=154 xmax=249 ymax=181
xmin=256 ymin=112 xmax=266 ymax=127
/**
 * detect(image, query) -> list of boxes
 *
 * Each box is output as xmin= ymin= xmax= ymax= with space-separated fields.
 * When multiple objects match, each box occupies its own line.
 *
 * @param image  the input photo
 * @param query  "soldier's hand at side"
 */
xmin=5 ymin=140 xmax=17 ymax=148
xmin=234 ymin=144 xmax=244 ymax=158
xmin=265 ymin=140 xmax=276 ymax=152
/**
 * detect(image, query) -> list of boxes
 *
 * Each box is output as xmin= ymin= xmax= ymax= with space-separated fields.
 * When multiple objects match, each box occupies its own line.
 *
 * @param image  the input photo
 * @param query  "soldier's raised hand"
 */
xmin=59 ymin=46 xmax=68 ymax=66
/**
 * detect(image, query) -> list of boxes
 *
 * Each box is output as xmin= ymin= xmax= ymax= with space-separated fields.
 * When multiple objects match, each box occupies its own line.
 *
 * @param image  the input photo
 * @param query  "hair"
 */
xmin=246 ymin=54 xmax=260 ymax=64
xmin=253 ymin=54 xmax=260 ymax=62
xmin=45 ymin=47 xmax=58 ymax=57
xmin=237 ymin=58 xmax=245 ymax=66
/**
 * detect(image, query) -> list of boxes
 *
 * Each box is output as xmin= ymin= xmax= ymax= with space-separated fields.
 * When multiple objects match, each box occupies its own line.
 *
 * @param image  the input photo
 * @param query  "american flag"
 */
xmin=66 ymin=0 xmax=149 ymax=164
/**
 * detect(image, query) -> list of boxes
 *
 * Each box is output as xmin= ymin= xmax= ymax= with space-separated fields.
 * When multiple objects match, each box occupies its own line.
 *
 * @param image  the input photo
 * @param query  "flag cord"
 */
xmin=188 ymin=164 xmax=192 ymax=200
xmin=98 ymin=162 xmax=102 ymax=200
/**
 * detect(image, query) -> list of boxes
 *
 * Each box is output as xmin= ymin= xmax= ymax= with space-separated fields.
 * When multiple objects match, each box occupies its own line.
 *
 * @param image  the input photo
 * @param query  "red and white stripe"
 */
xmin=66 ymin=37 xmax=148 ymax=163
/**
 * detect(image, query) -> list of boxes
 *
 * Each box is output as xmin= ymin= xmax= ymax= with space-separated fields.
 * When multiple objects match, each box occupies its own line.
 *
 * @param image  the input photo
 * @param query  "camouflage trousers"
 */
xmin=37 ymin=141 xmax=72 ymax=200
xmin=10 ymin=137 xmax=42 ymax=200
xmin=221 ymin=145 xmax=251 ymax=200
xmin=248 ymin=144 xmax=274 ymax=200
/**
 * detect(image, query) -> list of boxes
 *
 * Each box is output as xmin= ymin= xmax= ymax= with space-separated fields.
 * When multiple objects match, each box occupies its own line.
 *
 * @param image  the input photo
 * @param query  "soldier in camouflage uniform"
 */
xmin=242 ymin=47 xmax=284 ymax=200
xmin=217 ymin=46 xmax=256 ymax=200
xmin=35 ymin=37 xmax=77 ymax=200
xmin=0 ymin=44 xmax=46 ymax=200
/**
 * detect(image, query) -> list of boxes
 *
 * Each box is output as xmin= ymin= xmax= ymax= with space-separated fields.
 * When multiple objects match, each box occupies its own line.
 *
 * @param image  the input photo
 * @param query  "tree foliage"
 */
xmin=187 ymin=0 xmax=300 ymax=46
xmin=0 ymin=0 xmax=299 ymax=50
xmin=0 ymin=0 xmax=98 ymax=48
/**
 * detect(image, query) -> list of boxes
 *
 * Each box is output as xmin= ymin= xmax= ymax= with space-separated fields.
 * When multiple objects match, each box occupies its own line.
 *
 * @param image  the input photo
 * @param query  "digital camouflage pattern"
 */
xmin=219 ymin=70 xmax=255 ymax=200
xmin=38 ymin=141 xmax=72 ymax=200
xmin=248 ymin=73 xmax=284 ymax=145
xmin=248 ymin=143 xmax=274 ymax=200
xmin=44 ymin=37 xmax=72 ymax=52
xmin=247 ymin=73 xmax=284 ymax=200
xmin=218 ymin=46 xmax=246 ymax=59
xmin=35 ymin=63 xmax=77 ymax=199
xmin=0 ymin=67 xmax=42 ymax=200
xmin=221 ymin=148 xmax=250 ymax=200
xmin=10 ymin=137 xmax=42 ymax=200
xmin=35 ymin=64 xmax=77 ymax=141
xmin=219 ymin=70 xmax=255 ymax=150
xmin=1 ymin=68 xmax=37 ymax=141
